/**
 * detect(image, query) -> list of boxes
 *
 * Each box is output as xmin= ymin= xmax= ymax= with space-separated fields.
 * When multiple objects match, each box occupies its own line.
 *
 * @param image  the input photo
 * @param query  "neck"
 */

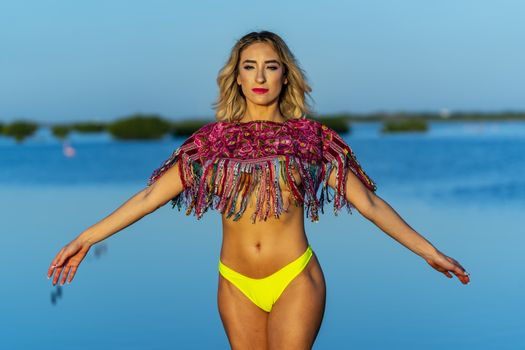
xmin=242 ymin=101 xmax=285 ymax=122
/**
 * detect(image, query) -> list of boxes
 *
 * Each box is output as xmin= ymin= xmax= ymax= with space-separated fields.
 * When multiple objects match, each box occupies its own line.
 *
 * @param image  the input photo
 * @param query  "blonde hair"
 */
xmin=212 ymin=31 xmax=314 ymax=122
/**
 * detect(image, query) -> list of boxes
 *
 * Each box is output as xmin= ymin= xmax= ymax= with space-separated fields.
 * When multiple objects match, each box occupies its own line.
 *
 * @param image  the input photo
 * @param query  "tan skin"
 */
xmin=47 ymin=42 xmax=471 ymax=349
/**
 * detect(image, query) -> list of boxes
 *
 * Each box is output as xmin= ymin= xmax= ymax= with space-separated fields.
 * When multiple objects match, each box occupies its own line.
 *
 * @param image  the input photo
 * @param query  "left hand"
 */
xmin=423 ymin=250 xmax=470 ymax=285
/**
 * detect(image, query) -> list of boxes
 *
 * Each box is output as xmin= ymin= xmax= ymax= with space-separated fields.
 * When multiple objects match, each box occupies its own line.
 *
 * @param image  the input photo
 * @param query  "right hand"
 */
xmin=47 ymin=238 xmax=92 ymax=286
xmin=423 ymin=249 xmax=470 ymax=285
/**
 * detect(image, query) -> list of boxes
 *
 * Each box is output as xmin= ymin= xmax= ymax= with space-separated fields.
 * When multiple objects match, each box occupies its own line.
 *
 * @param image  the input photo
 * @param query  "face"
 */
xmin=236 ymin=42 xmax=288 ymax=106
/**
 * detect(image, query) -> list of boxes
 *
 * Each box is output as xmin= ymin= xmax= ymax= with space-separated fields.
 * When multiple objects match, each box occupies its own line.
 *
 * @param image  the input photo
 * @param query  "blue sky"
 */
xmin=1 ymin=0 xmax=524 ymax=123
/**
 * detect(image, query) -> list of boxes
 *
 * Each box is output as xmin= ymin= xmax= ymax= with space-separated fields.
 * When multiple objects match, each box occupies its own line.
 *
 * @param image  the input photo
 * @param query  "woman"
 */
xmin=47 ymin=31 xmax=470 ymax=349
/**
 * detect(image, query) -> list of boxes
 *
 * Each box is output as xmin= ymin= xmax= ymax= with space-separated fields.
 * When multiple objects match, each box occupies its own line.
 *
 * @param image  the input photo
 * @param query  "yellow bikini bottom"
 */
xmin=218 ymin=245 xmax=313 ymax=313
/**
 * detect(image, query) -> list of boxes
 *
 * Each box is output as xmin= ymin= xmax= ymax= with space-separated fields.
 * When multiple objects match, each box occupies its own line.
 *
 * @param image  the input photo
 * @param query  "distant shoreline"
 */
xmin=324 ymin=111 xmax=525 ymax=122
xmin=2 ymin=111 xmax=525 ymax=142
xmin=4 ymin=111 xmax=525 ymax=125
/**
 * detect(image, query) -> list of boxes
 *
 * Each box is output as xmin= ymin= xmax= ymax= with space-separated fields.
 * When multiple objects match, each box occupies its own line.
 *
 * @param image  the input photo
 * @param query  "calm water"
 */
xmin=1 ymin=121 xmax=523 ymax=349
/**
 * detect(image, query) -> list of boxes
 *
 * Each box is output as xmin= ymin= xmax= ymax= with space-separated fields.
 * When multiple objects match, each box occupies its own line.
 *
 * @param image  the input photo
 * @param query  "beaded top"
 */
xmin=147 ymin=116 xmax=377 ymax=223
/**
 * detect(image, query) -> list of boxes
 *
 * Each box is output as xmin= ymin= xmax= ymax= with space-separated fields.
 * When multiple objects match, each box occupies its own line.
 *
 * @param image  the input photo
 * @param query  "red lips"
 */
xmin=252 ymin=88 xmax=269 ymax=94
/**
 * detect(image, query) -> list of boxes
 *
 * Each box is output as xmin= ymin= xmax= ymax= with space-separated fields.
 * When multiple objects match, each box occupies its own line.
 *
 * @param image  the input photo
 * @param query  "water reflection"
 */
xmin=50 ymin=285 xmax=62 ymax=305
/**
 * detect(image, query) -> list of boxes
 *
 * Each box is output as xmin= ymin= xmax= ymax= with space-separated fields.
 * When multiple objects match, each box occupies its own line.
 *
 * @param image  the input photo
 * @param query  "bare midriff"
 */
xmin=219 ymin=166 xmax=310 ymax=279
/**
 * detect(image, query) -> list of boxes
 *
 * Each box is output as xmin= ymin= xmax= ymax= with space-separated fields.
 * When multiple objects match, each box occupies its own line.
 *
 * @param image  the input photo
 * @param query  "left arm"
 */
xmin=327 ymin=169 xmax=471 ymax=285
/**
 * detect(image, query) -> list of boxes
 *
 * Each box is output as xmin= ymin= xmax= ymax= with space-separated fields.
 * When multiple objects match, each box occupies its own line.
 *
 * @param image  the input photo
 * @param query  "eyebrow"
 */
xmin=241 ymin=59 xmax=281 ymax=65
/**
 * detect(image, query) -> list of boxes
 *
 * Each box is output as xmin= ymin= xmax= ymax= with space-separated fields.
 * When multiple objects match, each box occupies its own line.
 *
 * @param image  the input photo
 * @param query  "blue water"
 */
xmin=1 ymin=121 xmax=524 ymax=349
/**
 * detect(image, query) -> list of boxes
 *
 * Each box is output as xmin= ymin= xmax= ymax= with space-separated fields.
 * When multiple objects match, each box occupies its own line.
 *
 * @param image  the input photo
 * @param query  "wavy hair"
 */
xmin=212 ymin=31 xmax=314 ymax=122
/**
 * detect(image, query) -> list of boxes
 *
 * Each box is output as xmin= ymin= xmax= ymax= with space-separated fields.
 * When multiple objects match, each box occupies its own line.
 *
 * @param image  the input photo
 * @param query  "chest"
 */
xmin=194 ymin=154 xmax=321 ymax=221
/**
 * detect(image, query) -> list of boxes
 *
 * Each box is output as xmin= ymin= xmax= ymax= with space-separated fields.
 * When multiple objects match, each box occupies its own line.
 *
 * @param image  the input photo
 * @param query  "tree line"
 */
xmin=1 ymin=111 xmax=523 ymax=143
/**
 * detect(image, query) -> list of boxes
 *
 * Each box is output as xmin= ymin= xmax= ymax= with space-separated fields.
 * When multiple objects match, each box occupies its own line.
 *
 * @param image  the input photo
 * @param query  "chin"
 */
xmin=252 ymin=94 xmax=277 ymax=102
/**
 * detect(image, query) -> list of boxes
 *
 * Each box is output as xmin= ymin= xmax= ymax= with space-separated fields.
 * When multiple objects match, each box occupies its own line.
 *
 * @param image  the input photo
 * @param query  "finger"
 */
xmin=442 ymin=257 xmax=458 ymax=271
xmin=53 ymin=248 xmax=68 ymax=269
xmin=68 ymin=266 xmax=78 ymax=284
xmin=47 ymin=265 xmax=55 ymax=279
xmin=52 ymin=266 xmax=64 ymax=286
xmin=447 ymin=260 xmax=470 ymax=280
xmin=459 ymin=272 xmax=471 ymax=284
xmin=61 ymin=265 xmax=72 ymax=285
xmin=48 ymin=267 xmax=57 ymax=281
xmin=452 ymin=258 xmax=467 ymax=272
xmin=455 ymin=267 xmax=469 ymax=278
xmin=447 ymin=256 xmax=469 ymax=275
xmin=435 ymin=265 xmax=452 ymax=278
xmin=48 ymin=248 xmax=65 ymax=273
xmin=48 ymin=259 xmax=62 ymax=279
xmin=449 ymin=266 xmax=471 ymax=284
xmin=428 ymin=258 xmax=458 ymax=279
xmin=439 ymin=258 xmax=464 ymax=278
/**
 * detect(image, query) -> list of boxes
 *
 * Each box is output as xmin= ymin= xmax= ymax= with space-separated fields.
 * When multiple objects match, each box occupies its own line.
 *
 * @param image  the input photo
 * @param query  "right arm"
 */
xmin=47 ymin=160 xmax=185 ymax=285
xmin=77 ymin=159 xmax=185 ymax=246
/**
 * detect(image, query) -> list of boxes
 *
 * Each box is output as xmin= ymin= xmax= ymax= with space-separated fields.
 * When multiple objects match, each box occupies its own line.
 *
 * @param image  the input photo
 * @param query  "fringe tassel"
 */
xmin=148 ymin=151 xmax=376 ymax=223
xmin=317 ymin=152 xmax=378 ymax=219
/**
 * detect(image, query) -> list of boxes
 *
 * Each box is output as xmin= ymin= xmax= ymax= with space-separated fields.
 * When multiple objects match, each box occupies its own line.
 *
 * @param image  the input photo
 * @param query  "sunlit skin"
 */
xmin=47 ymin=41 xmax=470 ymax=349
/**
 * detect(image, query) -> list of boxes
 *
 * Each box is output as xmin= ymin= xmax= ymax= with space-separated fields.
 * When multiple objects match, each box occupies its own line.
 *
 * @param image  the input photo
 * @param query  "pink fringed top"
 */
xmin=147 ymin=116 xmax=377 ymax=223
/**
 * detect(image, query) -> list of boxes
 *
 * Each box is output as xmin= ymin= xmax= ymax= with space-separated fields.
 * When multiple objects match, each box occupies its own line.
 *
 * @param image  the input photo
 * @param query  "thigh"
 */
xmin=217 ymin=274 xmax=269 ymax=350
xmin=267 ymin=253 xmax=326 ymax=350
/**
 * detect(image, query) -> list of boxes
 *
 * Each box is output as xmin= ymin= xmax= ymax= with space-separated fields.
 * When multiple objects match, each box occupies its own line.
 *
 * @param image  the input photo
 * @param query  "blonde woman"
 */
xmin=47 ymin=31 xmax=470 ymax=349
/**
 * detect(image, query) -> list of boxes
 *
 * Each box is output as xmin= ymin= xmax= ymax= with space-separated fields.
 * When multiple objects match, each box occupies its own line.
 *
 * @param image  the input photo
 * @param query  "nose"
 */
xmin=256 ymin=68 xmax=266 ymax=84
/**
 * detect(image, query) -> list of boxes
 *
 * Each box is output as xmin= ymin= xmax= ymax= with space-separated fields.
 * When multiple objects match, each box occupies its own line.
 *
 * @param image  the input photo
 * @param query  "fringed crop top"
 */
xmin=147 ymin=116 xmax=377 ymax=223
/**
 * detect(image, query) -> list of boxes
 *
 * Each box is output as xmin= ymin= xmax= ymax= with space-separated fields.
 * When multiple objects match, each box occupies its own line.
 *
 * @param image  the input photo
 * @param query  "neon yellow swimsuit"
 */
xmin=218 ymin=245 xmax=313 ymax=312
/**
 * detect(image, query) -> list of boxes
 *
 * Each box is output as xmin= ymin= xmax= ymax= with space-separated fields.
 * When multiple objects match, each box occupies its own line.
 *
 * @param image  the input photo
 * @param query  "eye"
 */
xmin=242 ymin=65 xmax=279 ymax=71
